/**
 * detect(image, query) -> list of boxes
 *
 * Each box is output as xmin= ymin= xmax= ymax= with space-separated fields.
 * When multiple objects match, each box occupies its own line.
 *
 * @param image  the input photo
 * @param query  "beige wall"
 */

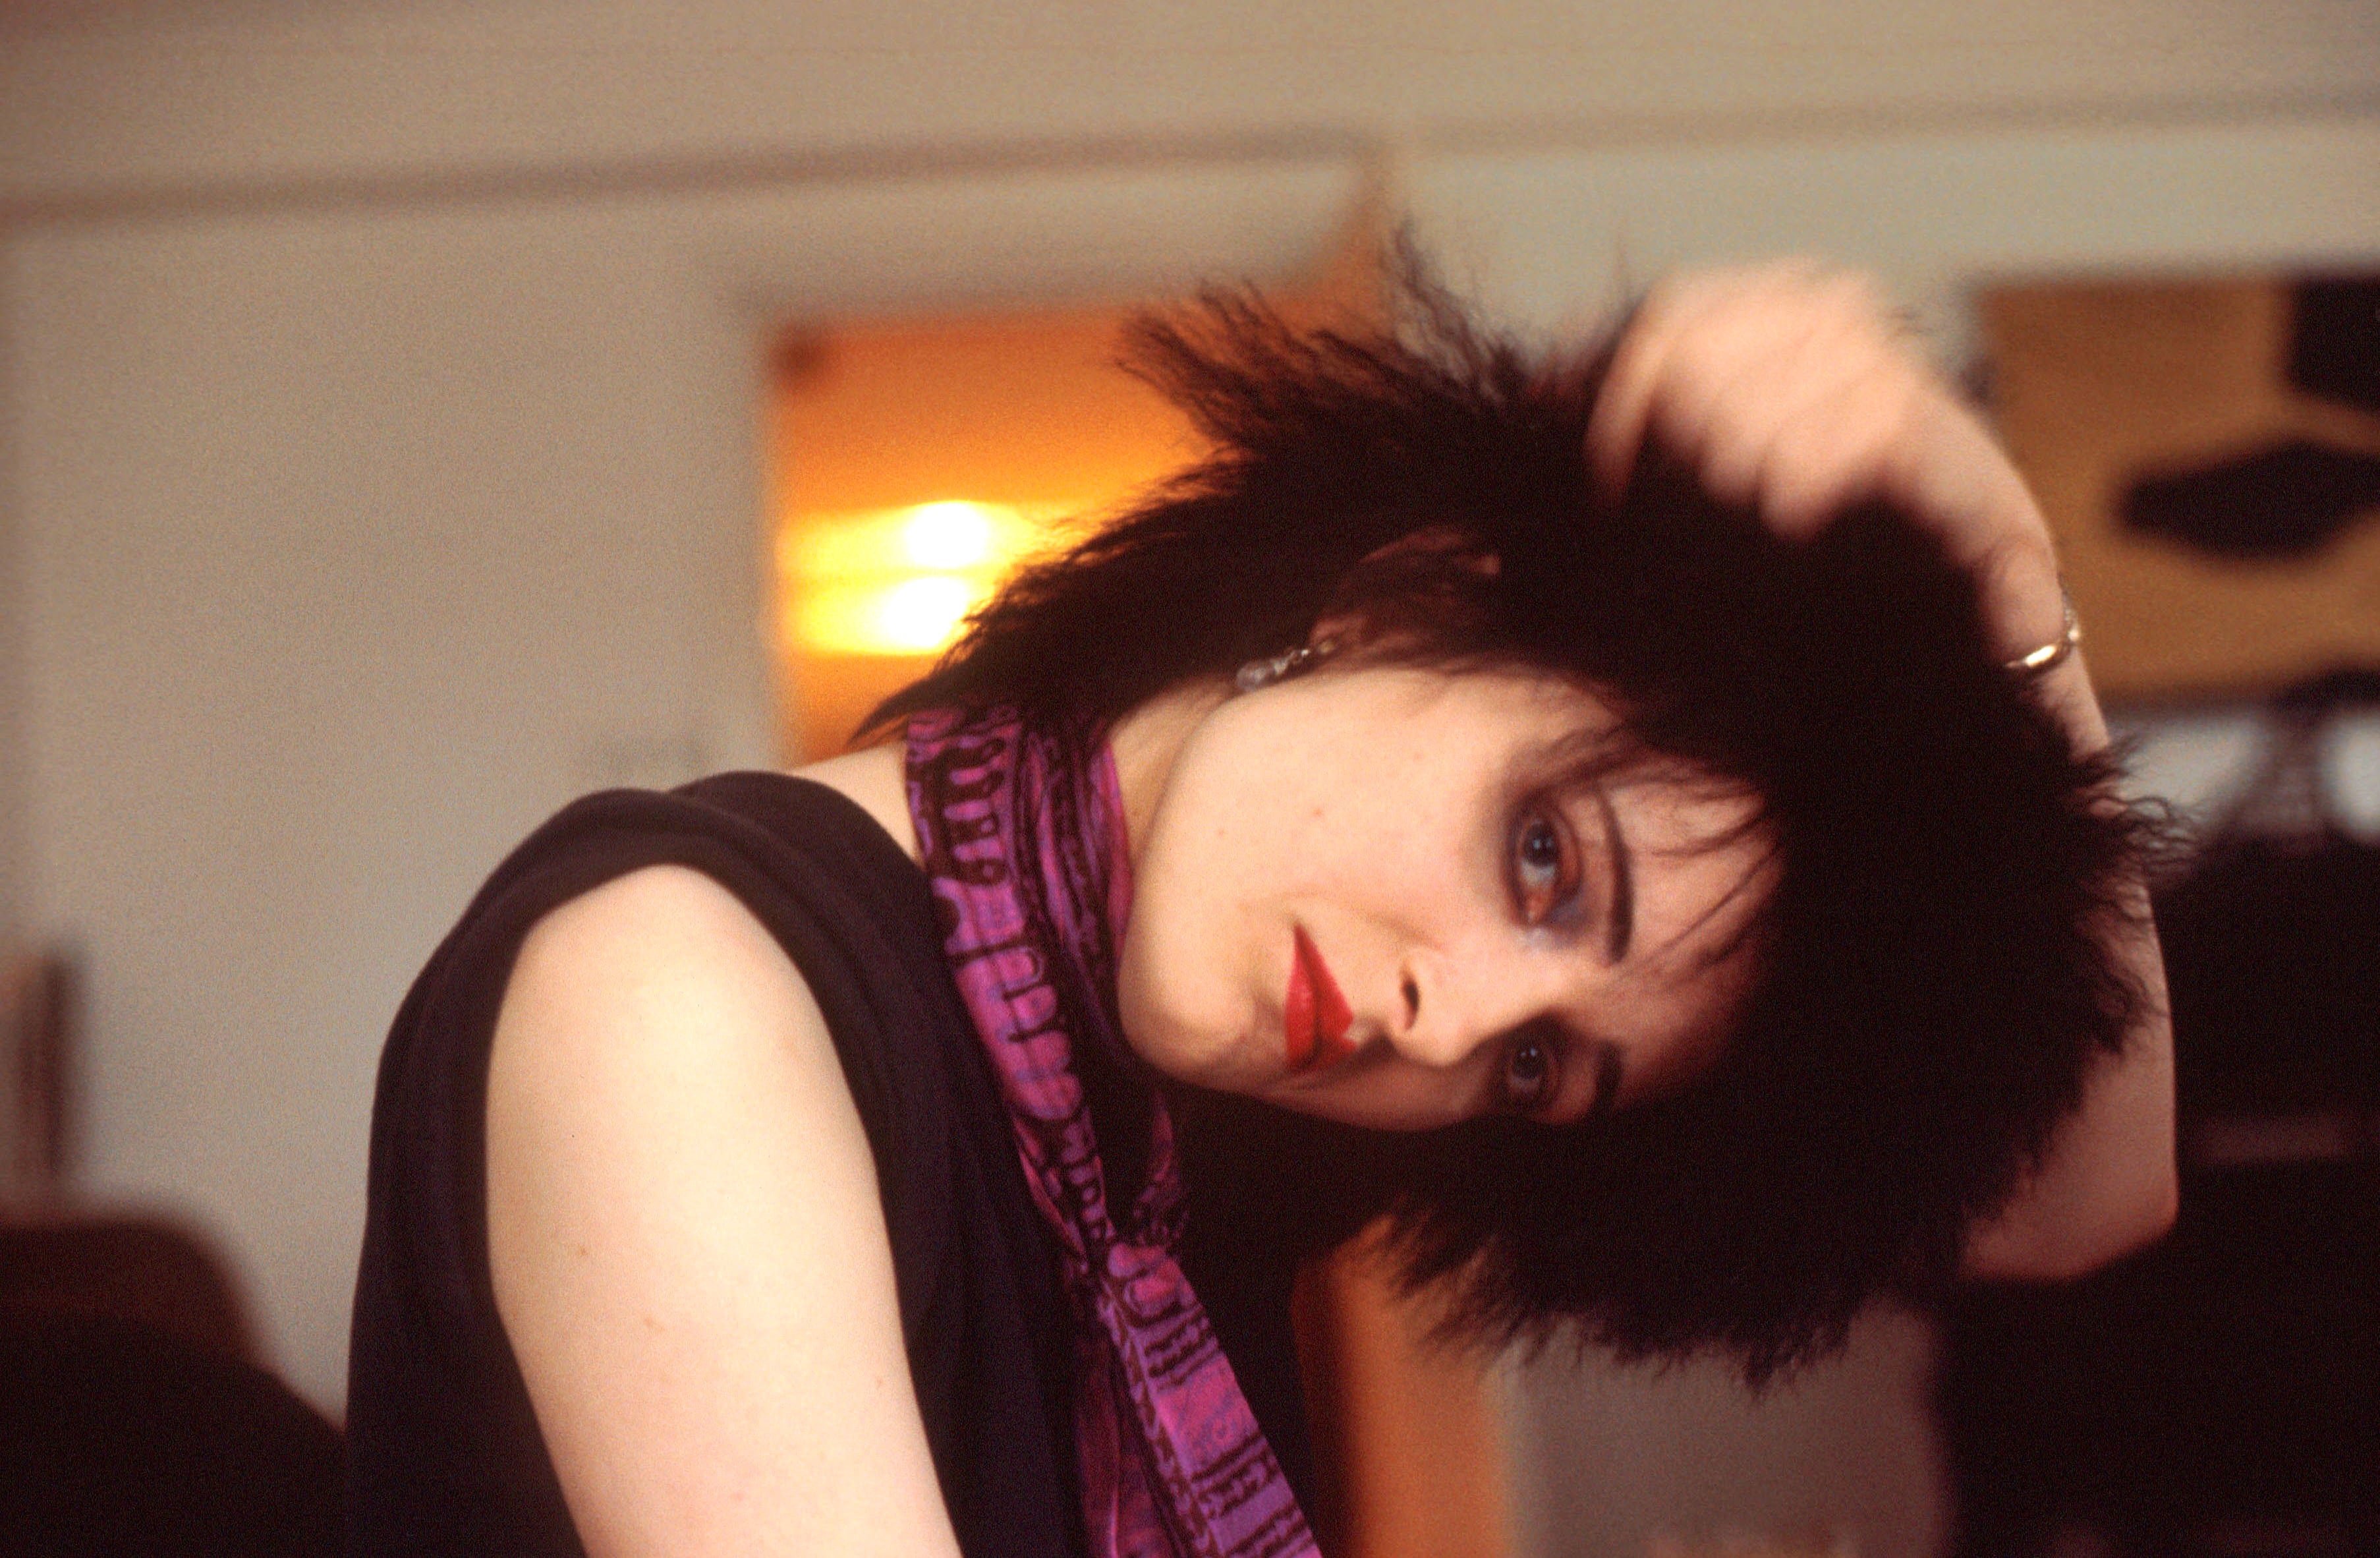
xmin=5 ymin=0 xmax=2375 ymax=207
xmin=0 ymin=307 xmax=23 ymax=946
xmin=1 ymin=1 xmax=2375 ymax=1549
xmin=1 ymin=161 xmax=1355 ymax=1411
xmin=1507 ymin=1308 xmax=1948 ymax=1558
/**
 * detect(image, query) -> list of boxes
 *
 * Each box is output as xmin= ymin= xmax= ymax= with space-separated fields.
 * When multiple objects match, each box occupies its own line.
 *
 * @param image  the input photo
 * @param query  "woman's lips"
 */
xmin=1285 ymin=927 xmax=1357 ymax=1073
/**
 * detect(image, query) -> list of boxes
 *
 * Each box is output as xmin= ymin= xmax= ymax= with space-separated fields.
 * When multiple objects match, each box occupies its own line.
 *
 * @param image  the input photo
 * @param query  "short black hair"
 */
xmin=872 ymin=264 xmax=2158 ymax=1383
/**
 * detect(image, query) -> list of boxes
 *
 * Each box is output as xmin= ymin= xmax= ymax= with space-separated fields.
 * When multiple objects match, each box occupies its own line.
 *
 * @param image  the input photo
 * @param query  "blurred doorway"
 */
xmin=766 ymin=302 xmax=1199 ymax=761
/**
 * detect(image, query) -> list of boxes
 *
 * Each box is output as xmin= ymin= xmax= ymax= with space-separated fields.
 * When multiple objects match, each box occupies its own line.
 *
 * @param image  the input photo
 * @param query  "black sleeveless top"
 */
xmin=344 ymin=773 xmax=1313 ymax=1556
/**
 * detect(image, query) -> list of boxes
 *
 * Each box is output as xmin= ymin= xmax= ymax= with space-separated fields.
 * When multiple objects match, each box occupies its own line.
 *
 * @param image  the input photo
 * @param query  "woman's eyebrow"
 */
xmin=1585 ymin=1041 xmax=1626 ymax=1120
xmin=1592 ymin=784 xmax=1634 ymax=964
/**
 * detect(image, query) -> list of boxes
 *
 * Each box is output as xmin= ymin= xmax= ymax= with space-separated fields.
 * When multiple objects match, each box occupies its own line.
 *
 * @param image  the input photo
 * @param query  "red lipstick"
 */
xmin=1285 ymin=927 xmax=1357 ymax=1072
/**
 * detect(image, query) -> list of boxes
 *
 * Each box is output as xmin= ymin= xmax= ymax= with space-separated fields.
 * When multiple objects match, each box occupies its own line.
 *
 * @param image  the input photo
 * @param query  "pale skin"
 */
xmin=484 ymin=263 xmax=2178 ymax=1555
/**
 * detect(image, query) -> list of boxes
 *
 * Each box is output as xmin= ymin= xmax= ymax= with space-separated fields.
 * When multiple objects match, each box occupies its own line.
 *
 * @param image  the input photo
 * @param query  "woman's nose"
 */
xmin=1391 ymin=945 xmax=1568 ymax=1071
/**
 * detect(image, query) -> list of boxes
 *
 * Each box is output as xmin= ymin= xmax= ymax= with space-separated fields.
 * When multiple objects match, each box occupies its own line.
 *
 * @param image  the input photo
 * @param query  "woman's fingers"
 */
xmin=1703 ymin=329 xmax=1888 ymax=531
xmin=1589 ymin=262 xmax=2069 ymax=658
xmin=1593 ymin=264 xmax=1911 ymax=517
xmin=1588 ymin=263 xmax=1834 ymax=500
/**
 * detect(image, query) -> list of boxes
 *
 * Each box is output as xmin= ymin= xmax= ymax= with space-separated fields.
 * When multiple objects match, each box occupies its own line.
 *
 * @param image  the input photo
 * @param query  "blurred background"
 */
xmin=1 ymin=3 xmax=2375 ymax=1553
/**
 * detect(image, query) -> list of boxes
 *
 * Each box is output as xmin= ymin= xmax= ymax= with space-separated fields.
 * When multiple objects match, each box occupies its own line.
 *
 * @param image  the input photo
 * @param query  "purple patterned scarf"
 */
xmin=906 ymin=706 xmax=1320 ymax=1558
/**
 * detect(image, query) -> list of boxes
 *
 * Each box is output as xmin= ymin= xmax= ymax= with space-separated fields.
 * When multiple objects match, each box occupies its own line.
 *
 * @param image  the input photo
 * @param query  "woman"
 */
xmin=346 ymin=262 xmax=2175 ymax=1557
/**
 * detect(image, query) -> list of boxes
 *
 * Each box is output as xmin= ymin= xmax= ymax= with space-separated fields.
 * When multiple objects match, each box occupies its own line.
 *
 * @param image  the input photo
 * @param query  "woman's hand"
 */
xmin=1587 ymin=262 xmax=2178 ymax=1279
xmin=1586 ymin=261 xmax=2074 ymax=689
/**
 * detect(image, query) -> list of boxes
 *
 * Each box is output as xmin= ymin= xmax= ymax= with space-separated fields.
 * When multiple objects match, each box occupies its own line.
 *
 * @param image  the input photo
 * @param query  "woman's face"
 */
xmin=1112 ymin=662 xmax=1774 ymax=1132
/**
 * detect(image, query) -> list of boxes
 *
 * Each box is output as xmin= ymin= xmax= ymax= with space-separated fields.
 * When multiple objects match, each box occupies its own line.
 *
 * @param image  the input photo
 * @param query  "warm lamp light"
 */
xmin=782 ymin=499 xmax=1068 ymax=657
xmin=901 ymin=502 xmax=996 ymax=569
xmin=876 ymin=575 xmax=982 ymax=650
xmin=792 ymin=576 xmax=989 ymax=656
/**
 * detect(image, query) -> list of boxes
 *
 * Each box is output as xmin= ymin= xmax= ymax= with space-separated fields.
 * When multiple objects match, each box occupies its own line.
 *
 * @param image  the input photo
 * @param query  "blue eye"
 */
xmin=1512 ymin=806 xmax=1579 ymax=926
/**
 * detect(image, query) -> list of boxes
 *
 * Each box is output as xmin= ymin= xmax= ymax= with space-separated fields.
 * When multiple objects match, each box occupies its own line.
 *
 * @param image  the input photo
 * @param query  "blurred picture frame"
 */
xmin=1980 ymin=272 xmax=2380 ymax=703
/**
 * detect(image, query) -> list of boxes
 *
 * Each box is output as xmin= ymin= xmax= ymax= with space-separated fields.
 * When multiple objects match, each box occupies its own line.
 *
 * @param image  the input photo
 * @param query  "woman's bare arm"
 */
xmin=1961 ymin=834 xmax=2176 ymax=1278
xmin=1589 ymin=262 xmax=2178 ymax=1278
xmin=1957 ymin=643 xmax=2176 ymax=1278
xmin=485 ymin=863 xmax=965 ymax=1556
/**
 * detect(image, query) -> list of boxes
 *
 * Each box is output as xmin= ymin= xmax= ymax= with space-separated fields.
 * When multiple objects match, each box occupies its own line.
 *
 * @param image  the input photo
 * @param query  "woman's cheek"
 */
xmin=1114 ymin=913 xmax=1237 ymax=1085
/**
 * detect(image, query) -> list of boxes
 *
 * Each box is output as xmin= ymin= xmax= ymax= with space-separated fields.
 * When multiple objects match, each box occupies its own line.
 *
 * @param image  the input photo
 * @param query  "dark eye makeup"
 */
xmin=1508 ymin=800 xmax=1585 ymax=927
xmin=1496 ymin=1026 xmax=1626 ymax=1124
xmin=1497 ymin=1029 xmax=1558 ymax=1115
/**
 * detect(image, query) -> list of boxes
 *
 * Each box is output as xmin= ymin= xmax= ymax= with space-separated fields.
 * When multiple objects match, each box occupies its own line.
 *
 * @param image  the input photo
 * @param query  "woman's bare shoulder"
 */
xmin=485 ymin=863 xmax=964 ymax=1555
xmin=505 ymin=863 xmax=808 ymax=1027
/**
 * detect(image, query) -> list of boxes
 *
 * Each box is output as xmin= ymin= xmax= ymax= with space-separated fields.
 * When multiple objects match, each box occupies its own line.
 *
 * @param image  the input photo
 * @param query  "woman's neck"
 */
xmin=1104 ymin=678 xmax=1232 ymax=869
xmin=810 ymin=712 xmax=1172 ymax=1200
xmin=799 ymin=681 xmax=1232 ymax=875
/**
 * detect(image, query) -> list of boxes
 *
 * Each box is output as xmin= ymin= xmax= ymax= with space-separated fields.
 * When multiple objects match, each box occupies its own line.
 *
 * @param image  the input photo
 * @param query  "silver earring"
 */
xmin=1233 ymin=637 xmax=1338 ymax=693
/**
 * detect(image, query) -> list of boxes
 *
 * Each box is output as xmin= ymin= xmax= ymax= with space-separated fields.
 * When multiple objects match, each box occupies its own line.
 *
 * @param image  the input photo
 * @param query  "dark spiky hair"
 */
xmin=873 ymin=266 xmax=2157 ymax=1383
